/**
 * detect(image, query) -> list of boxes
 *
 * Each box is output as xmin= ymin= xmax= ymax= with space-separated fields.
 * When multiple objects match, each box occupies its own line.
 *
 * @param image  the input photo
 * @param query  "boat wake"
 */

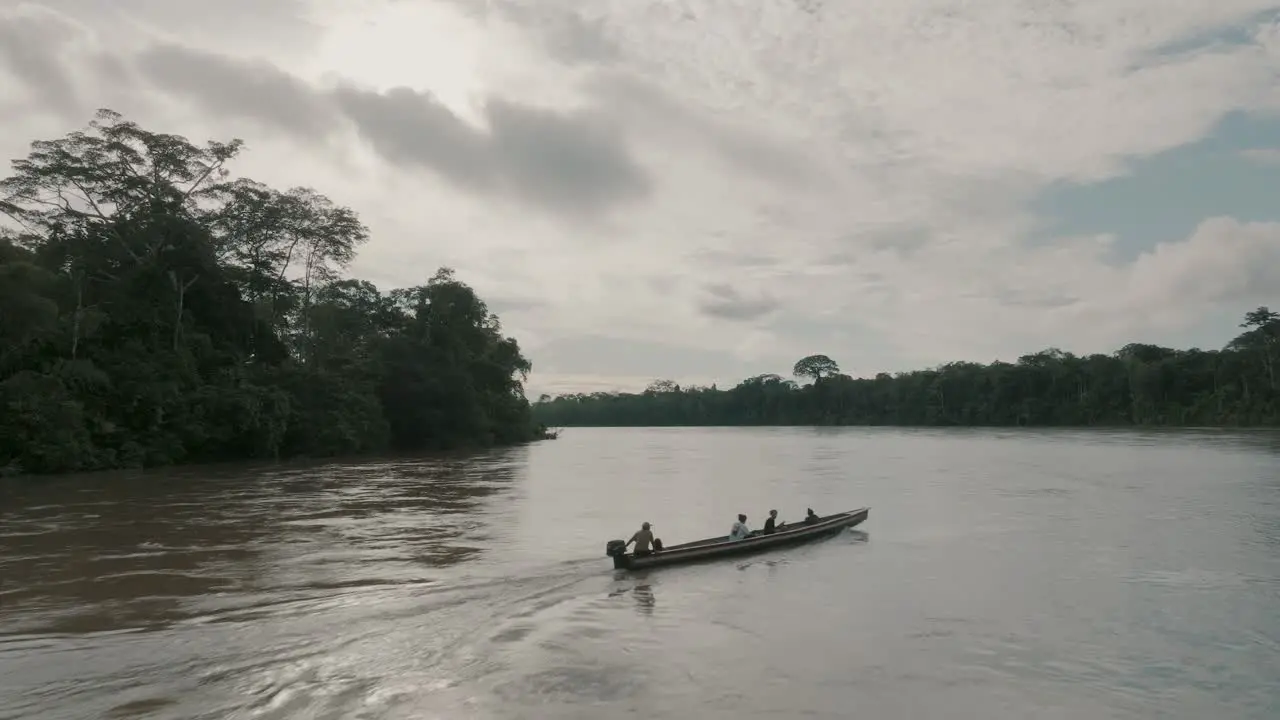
xmin=0 ymin=555 xmax=632 ymax=720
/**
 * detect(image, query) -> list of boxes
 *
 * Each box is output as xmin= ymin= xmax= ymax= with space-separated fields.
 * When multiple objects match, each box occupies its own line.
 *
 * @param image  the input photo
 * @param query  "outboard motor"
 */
xmin=605 ymin=539 xmax=627 ymax=557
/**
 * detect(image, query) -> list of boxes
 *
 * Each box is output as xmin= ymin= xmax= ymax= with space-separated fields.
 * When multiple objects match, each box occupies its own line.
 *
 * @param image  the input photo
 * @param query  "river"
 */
xmin=1 ymin=427 xmax=1278 ymax=719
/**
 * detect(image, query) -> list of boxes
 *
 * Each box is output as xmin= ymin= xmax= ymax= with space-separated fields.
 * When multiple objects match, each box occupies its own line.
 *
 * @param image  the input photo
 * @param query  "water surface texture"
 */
xmin=2 ymin=427 xmax=1279 ymax=719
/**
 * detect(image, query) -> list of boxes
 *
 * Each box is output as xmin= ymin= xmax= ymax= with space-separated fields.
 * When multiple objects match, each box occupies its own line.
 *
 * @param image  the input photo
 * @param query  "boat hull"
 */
xmin=608 ymin=508 xmax=869 ymax=570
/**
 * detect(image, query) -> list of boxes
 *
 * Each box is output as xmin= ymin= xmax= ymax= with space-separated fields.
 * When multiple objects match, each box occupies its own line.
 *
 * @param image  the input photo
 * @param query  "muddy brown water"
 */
xmin=2 ymin=427 xmax=1278 ymax=719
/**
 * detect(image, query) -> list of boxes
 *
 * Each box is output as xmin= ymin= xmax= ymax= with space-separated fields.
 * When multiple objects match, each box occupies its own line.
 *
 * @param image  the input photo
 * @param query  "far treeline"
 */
xmin=532 ymin=313 xmax=1280 ymax=428
xmin=1 ymin=110 xmax=550 ymax=477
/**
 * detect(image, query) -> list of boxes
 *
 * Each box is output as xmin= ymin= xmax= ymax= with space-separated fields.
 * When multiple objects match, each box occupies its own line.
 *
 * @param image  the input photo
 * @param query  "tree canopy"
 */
xmin=793 ymin=354 xmax=840 ymax=382
xmin=533 ymin=313 xmax=1280 ymax=428
xmin=0 ymin=109 xmax=549 ymax=476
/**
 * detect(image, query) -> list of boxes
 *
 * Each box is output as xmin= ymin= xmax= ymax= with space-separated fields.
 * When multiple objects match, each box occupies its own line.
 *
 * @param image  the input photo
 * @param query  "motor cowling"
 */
xmin=605 ymin=539 xmax=627 ymax=557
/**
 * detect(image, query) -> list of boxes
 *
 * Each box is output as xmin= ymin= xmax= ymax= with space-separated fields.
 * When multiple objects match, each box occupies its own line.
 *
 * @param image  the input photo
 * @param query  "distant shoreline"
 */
xmin=0 ymin=434 xmax=559 ymax=484
xmin=531 ymin=420 xmax=1277 ymax=429
xmin=533 ymin=325 xmax=1280 ymax=430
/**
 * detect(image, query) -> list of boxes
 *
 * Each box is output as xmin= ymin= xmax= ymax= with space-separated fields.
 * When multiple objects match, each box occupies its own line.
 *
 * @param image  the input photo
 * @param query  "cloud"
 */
xmin=481 ymin=98 xmax=652 ymax=214
xmin=698 ymin=283 xmax=779 ymax=322
xmin=584 ymin=70 xmax=824 ymax=187
xmin=0 ymin=5 xmax=89 ymax=114
xmin=504 ymin=6 xmax=622 ymax=65
xmin=333 ymin=86 xmax=652 ymax=217
xmin=126 ymin=41 xmax=653 ymax=219
xmin=847 ymin=217 xmax=1280 ymax=363
xmin=32 ymin=0 xmax=323 ymax=57
xmin=1240 ymin=147 xmax=1280 ymax=165
xmin=541 ymin=13 xmax=622 ymax=64
xmin=529 ymin=334 xmax=745 ymax=381
xmin=3 ymin=0 xmax=1280 ymax=395
xmin=438 ymin=1 xmax=622 ymax=65
xmin=687 ymin=249 xmax=783 ymax=269
xmin=1124 ymin=217 xmax=1280 ymax=311
xmin=135 ymin=44 xmax=338 ymax=139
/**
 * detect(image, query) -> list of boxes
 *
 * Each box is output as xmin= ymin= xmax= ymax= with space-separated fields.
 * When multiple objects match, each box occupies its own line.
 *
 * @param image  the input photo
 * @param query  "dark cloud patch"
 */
xmin=485 ymin=99 xmax=650 ymax=212
xmin=0 ymin=8 xmax=83 ymax=114
xmin=334 ymin=86 xmax=651 ymax=216
xmin=135 ymin=44 xmax=338 ymax=138
xmin=123 ymin=43 xmax=650 ymax=217
xmin=333 ymin=87 xmax=491 ymax=188
xmin=698 ymin=283 xmax=779 ymax=322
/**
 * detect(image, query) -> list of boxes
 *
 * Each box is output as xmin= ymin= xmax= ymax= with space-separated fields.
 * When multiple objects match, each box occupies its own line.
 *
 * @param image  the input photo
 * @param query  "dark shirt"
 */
xmin=763 ymin=516 xmax=776 ymax=534
xmin=803 ymin=513 xmax=818 ymax=525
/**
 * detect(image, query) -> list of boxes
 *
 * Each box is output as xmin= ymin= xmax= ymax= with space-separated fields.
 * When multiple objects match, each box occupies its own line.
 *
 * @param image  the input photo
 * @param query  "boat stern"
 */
xmin=606 ymin=539 xmax=631 ymax=569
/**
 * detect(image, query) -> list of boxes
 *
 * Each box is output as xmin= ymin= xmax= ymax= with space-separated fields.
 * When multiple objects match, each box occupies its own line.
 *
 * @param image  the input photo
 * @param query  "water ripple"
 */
xmin=1 ymin=430 xmax=1279 ymax=719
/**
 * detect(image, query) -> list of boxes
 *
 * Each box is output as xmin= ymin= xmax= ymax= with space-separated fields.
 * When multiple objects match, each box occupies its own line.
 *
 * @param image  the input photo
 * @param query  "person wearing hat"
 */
xmin=625 ymin=521 xmax=657 ymax=556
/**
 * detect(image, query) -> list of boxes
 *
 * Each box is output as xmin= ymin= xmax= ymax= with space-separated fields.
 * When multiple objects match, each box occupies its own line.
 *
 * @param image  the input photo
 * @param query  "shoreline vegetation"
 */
xmin=3 ymin=113 xmax=1275 ymax=478
xmin=532 ymin=315 xmax=1280 ymax=429
xmin=1 ymin=110 xmax=553 ymax=477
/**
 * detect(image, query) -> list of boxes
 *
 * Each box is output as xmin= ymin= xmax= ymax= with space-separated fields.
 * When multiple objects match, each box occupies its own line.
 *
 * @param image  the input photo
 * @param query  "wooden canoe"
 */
xmin=605 ymin=508 xmax=869 ymax=570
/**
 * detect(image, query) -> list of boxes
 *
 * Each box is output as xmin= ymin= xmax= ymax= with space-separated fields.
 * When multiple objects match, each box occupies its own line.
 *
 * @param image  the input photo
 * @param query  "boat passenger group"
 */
xmin=624 ymin=508 xmax=822 ymax=557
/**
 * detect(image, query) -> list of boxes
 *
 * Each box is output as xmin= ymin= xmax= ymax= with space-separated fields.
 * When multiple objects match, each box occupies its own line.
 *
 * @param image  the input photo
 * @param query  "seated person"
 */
xmin=803 ymin=508 xmax=819 ymax=525
xmin=762 ymin=509 xmax=781 ymax=534
xmin=626 ymin=522 xmax=656 ymax=555
xmin=729 ymin=513 xmax=751 ymax=540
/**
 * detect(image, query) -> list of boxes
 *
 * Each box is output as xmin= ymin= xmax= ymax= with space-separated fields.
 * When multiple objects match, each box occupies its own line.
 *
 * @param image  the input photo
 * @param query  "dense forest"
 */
xmin=1 ymin=110 xmax=549 ymax=476
xmin=532 ymin=311 xmax=1280 ymax=428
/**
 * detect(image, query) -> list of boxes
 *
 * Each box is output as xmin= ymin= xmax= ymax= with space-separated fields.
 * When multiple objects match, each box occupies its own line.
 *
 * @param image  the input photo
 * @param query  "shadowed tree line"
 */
xmin=1 ymin=110 xmax=549 ymax=476
xmin=533 ymin=313 xmax=1280 ymax=428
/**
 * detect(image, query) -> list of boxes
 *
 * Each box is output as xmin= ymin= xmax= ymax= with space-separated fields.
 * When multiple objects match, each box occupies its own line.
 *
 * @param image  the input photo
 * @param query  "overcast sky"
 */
xmin=2 ymin=0 xmax=1279 ymax=396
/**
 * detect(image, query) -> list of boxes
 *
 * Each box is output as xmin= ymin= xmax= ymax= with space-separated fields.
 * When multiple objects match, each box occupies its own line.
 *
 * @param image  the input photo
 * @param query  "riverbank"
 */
xmin=534 ymin=320 xmax=1280 ymax=429
xmin=0 ymin=434 xmax=561 ymax=485
xmin=1 ymin=111 xmax=548 ymax=478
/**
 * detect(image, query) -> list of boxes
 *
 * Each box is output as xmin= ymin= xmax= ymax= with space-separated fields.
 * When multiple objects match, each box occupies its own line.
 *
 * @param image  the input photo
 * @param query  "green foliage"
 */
xmin=0 ymin=110 xmax=546 ymax=476
xmin=534 ymin=315 xmax=1280 ymax=429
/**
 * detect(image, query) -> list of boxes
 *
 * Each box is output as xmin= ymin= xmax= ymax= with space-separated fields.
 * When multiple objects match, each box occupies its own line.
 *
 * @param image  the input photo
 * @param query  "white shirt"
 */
xmin=729 ymin=521 xmax=750 ymax=540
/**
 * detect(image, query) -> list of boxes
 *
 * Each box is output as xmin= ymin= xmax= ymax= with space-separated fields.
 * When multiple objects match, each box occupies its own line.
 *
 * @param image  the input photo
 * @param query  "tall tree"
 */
xmin=793 ymin=354 xmax=841 ymax=382
xmin=1234 ymin=306 xmax=1279 ymax=391
xmin=0 ymin=110 xmax=549 ymax=477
